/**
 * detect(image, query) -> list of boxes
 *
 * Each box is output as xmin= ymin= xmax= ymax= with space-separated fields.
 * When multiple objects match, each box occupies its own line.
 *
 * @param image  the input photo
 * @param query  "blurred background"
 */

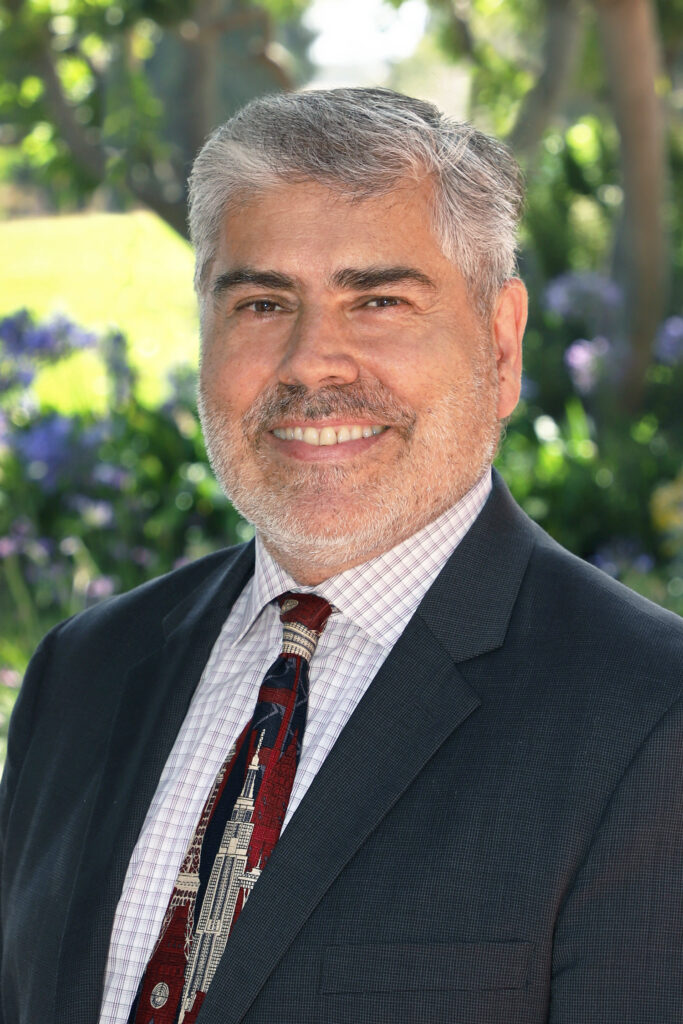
xmin=1 ymin=0 xmax=682 ymax=758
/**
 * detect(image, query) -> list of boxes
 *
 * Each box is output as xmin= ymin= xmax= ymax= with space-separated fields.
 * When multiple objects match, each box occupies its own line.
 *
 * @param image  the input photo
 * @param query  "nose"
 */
xmin=277 ymin=305 xmax=360 ymax=389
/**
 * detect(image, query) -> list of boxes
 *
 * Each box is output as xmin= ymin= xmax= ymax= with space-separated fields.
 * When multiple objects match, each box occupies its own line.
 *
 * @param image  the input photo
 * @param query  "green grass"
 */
xmin=0 ymin=209 xmax=199 ymax=409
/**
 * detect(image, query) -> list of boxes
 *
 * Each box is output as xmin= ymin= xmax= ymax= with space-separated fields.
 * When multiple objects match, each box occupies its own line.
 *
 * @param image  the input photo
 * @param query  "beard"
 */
xmin=198 ymin=350 xmax=501 ymax=578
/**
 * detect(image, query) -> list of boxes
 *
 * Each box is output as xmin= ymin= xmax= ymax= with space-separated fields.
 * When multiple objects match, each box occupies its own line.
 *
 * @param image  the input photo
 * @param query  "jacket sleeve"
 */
xmin=0 ymin=627 xmax=58 ymax=1024
xmin=549 ymin=694 xmax=683 ymax=1023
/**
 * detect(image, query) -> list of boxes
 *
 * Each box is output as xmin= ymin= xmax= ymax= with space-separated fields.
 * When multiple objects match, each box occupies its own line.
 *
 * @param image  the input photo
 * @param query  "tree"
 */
xmin=397 ymin=0 xmax=681 ymax=410
xmin=0 ymin=0 xmax=313 ymax=236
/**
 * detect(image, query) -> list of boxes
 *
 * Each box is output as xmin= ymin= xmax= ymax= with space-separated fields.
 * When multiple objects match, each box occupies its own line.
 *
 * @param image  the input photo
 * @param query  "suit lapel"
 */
xmin=54 ymin=543 xmax=256 ymax=1024
xmin=198 ymin=472 xmax=537 ymax=1024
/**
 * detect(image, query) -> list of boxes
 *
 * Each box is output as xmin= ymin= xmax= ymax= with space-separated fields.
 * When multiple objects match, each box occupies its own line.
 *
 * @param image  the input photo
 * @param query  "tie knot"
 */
xmin=278 ymin=592 xmax=333 ymax=663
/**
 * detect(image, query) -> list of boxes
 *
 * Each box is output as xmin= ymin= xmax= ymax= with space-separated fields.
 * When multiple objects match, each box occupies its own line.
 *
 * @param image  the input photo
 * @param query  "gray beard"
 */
xmin=198 ymin=370 xmax=500 ymax=579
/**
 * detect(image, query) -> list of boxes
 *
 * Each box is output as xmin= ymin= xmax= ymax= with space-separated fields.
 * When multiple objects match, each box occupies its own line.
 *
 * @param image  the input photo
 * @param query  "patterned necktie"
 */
xmin=129 ymin=592 xmax=333 ymax=1024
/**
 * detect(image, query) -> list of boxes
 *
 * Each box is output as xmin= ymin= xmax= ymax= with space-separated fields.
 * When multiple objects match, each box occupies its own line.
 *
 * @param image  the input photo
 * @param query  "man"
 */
xmin=1 ymin=88 xmax=681 ymax=1024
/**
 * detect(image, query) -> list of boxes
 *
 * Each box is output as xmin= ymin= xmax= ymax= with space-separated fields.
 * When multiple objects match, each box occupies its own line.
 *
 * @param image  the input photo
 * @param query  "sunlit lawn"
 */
xmin=0 ymin=209 xmax=199 ymax=410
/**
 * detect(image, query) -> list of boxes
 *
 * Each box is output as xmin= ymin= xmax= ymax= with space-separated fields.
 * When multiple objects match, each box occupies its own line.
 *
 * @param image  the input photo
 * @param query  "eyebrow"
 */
xmin=211 ymin=268 xmax=298 ymax=297
xmin=331 ymin=265 xmax=436 ymax=291
xmin=211 ymin=264 xmax=437 ymax=299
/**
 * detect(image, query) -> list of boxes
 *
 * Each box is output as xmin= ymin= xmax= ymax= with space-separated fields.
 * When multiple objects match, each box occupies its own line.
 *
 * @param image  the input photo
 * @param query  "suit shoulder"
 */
xmin=48 ymin=542 xmax=252 ymax=663
xmin=517 ymin=525 xmax=683 ymax=702
xmin=529 ymin=526 xmax=682 ymax=630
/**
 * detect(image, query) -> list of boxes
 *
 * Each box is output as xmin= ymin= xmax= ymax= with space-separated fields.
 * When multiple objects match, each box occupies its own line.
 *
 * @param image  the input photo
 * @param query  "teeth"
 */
xmin=319 ymin=427 xmax=337 ymax=446
xmin=273 ymin=425 xmax=387 ymax=446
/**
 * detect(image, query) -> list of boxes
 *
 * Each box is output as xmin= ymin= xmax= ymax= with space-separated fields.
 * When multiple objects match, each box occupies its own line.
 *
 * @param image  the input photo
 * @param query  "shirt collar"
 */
xmin=232 ymin=469 xmax=492 ymax=649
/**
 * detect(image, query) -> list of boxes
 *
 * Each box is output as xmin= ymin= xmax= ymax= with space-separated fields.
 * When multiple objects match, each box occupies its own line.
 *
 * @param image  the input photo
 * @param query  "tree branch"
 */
xmin=508 ymin=0 xmax=583 ymax=155
xmin=36 ymin=24 xmax=188 ymax=236
xmin=35 ymin=31 xmax=107 ymax=180
xmin=174 ymin=7 xmax=267 ymax=42
xmin=253 ymin=44 xmax=294 ymax=92
xmin=125 ymin=176 xmax=189 ymax=238
xmin=443 ymin=0 xmax=476 ymax=58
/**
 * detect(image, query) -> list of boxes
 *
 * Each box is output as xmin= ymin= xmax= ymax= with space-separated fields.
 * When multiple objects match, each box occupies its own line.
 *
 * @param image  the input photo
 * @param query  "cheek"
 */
xmin=200 ymin=337 xmax=268 ymax=410
xmin=367 ymin=324 xmax=480 ymax=403
xmin=374 ymin=358 xmax=466 ymax=414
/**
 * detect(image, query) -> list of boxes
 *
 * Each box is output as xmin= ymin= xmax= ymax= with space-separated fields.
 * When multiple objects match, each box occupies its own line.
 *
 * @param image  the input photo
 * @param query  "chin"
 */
xmin=237 ymin=491 xmax=413 ymax=567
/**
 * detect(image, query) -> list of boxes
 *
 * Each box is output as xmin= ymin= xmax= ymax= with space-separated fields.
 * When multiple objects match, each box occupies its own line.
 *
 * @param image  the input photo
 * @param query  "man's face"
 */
xmin=199 ymin=180 xmax=525 ymax=582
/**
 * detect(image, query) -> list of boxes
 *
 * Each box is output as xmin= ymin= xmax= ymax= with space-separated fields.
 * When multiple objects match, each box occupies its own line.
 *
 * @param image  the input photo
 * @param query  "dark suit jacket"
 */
xmin=1 ymin=473 xmax=681 ymax=1023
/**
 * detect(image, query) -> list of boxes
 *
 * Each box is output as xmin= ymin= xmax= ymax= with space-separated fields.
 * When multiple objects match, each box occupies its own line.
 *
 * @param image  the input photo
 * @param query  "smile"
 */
xmin=272 ymin=425 xmax=388 ymax=446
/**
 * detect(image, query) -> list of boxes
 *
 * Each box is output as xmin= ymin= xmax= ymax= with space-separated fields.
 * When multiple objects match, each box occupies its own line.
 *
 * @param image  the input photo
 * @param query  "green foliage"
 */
xmin=520 ymin=118 xmax=622 ymax=286
xmin=496 ymin=268 xmax=683 ymax=618
xmin=0 ymin=311 xmax=248 ymax=687
xmin=0 ymin=0 xmax=314 ymax=213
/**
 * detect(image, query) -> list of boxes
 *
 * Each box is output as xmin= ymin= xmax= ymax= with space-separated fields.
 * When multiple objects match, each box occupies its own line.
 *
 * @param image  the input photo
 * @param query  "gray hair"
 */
xmin=188 ymin=87 xmax=524 ymax=316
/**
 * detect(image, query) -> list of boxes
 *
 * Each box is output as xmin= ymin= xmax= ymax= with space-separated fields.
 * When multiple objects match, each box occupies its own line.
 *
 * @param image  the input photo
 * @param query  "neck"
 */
xmin=258 ymin=534 xmax=390 ymax=586
xmin=254 ymin=469 xmax=493 ymax=585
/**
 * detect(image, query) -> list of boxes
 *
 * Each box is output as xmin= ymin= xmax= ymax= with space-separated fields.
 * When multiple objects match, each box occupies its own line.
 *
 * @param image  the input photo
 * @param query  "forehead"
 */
xmin=213 ymin=179 xmax=450 ymax=276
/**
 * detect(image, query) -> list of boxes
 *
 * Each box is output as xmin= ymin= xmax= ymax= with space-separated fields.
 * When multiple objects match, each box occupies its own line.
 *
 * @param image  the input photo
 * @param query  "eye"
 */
xmin=364 ymin=296 xmax=404 ymax=308
xmin=239 ymin=299 xmax=285 ymax=314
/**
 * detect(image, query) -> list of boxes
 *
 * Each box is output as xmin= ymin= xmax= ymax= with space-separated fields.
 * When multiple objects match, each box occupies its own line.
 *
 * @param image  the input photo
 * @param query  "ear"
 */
xmin=492 ymin=278 xmax=527 ymax=420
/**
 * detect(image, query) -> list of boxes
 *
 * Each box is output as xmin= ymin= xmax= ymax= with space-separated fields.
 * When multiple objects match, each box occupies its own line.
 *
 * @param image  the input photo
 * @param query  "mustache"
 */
xmin=241 ymin=382 xmax=417 ymax=439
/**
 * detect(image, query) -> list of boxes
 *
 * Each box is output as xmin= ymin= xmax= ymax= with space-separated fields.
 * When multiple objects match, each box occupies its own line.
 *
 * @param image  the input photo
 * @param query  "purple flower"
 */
xmin=0 ymin=518 xmax=41 ymax=559
xmin=590 ymin=540 xmax=655 ymax=579
xmin=8 ymin=517 xmax=32 ymax=539
xmin=0 ymin=537 xmax=19 ymax=558
xmin=131 ymin=546 xmax=154 ymax=566
xmin=0 ymin=363 xmax=35 ymax=394
xmin=11 ymin=415 xmax=99 ymax=491
xmin=93 ymin=463 xmax=131 ymax=489
xmin=0 ymin=668 xmax=21 ymax=688
xmin=655 ymin=316 xmax=683 ymax=365
xmin=564 ymin=336 xmax=610 ymax=394
xmin=81 ymin=422 xmax=109 ymax=447
xmin=545 ymin=273 xmax=623 ymax=334
xmin=14 ymin=415 xmax=73 ymax=467
xmin=24 ymin=316 xmax=95 ymax=358
xmin=0 ymin=310 xmax=33 ymax=357
xmin=86 ymin=576 xmax=116 ymax=601
xmin=0 ymin=309 xmax=95 ymax=361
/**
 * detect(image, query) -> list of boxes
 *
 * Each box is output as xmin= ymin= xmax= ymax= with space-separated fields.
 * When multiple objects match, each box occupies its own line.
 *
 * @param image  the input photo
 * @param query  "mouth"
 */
xmin=271 ymin=423 xmax=388 ymax=447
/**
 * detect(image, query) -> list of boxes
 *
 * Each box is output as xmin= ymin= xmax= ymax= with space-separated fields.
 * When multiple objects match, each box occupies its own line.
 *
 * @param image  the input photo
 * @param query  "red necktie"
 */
xmin=129 ymin=592 xmax=333 ymax=1024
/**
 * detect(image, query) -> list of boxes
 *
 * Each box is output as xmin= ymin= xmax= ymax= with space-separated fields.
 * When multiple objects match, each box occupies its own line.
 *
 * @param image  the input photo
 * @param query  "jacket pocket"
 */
xmin=321 ymin=940 xmax=532 ymax=994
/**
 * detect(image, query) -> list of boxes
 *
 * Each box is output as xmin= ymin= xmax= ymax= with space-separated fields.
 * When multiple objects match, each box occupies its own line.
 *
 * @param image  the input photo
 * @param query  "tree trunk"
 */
xmin=183 ymin=0 xmax=224 ymax=160
xmin=36 ymin=42 xmax=106 ymax=181
xmin=509 ymin=0 xmax=583 ymax=155
xmin=594 ymin=0 xmax=668 ymax=411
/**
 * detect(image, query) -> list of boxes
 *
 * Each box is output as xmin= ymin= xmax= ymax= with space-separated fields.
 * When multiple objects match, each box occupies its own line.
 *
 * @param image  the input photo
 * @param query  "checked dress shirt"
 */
xmin=98 ymin=469 xmax=492 ymax=1023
